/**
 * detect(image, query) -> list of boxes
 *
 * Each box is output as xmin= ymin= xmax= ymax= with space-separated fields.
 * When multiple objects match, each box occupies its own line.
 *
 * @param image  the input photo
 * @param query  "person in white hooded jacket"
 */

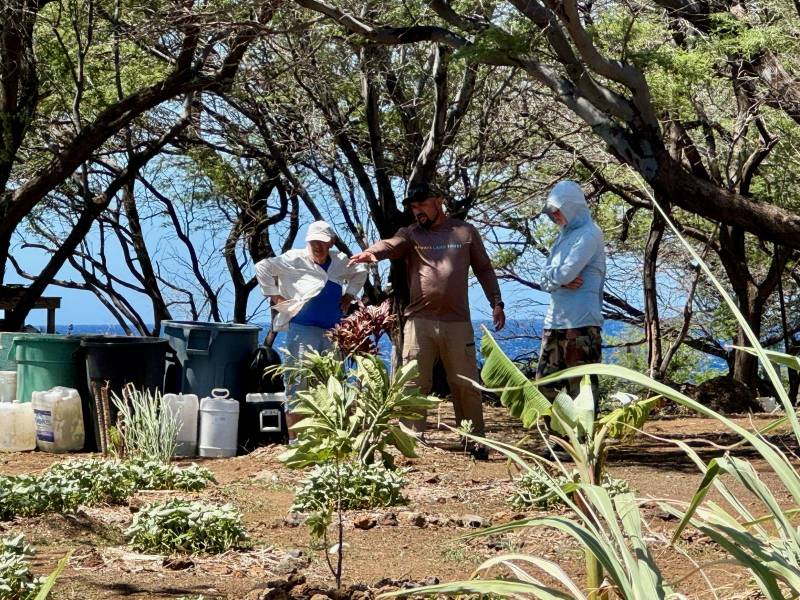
xmin=536 ymin=181 xmax=606 ymax=408
xmin=255 ymin=221 xmax=367 ymax=440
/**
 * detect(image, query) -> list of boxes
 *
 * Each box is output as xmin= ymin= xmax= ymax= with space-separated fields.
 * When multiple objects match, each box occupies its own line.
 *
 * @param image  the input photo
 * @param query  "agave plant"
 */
xmin=383 ymin=418 xmax=683 ymax=600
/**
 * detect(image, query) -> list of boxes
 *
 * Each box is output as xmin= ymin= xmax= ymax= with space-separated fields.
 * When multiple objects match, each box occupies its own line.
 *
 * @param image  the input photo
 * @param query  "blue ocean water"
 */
xmin=53 ymin=319 xmax=624 ymax=364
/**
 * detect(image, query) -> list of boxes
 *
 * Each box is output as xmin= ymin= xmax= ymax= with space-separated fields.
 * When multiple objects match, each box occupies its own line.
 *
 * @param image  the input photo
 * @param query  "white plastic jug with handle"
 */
xmin=163 ymin=393 xmax=199 ymax=457
xmin=0 ymin=371 xmax=16 ymax=402
xmin=0 ymin=401 xmax=35 ymax=452
xmin=31 ymin=387 xmax=85 ymax=452
xmin=199 ymin=388 xmax=239 ymax=458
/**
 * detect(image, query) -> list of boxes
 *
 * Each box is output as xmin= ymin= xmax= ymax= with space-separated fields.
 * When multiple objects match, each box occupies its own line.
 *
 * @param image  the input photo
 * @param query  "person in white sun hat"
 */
xmin=255 ymin=220 xmax=367 ymax=441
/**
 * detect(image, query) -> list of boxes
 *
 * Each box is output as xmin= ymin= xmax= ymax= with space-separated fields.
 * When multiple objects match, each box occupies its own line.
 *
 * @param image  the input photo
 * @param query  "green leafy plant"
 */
xmin=291 ymin=462 xmax=407 ymax=513
xmin=0 ymin=460 xmax=136 ymax=518
xmin=441 ymin=333 xmax=661 ymax=598
xmin=508 ymin=462 xmax=630 ymax=511
xmin=111 ymin=383 xmax=180 ymax=463
xmin=0 ymin=459 xmax=214 ymax=520
xmin=123 ymin=460 xmax=216 ymax=491
xmin=280 ymin=355 xmax=439 ymax=468
xmin=279 ymin=353 xmax=436 ymax=588
xmin=0 ymin=535 xmax=39 ymax=600
xmin=0 ymin=535 xmax=70 ymax=600
xmin=384 ymin=428 xmax=678 ymax=600
xmin=272 ymin=348 xmax=346 ymax=391
xmin=125 ymin=499 xmax=246 ymax=554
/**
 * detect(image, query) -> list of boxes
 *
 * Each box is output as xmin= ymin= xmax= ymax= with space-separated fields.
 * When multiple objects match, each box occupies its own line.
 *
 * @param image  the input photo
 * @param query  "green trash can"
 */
xmin=0 ymin=331 xmax=30 ymax=372
xmin=12 ymin=335 xmax=85 ymax=403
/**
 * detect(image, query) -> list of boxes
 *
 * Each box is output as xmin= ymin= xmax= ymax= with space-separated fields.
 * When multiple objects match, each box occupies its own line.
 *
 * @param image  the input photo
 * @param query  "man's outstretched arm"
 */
xmin=350 ymin=229 xmax=411 ymax=265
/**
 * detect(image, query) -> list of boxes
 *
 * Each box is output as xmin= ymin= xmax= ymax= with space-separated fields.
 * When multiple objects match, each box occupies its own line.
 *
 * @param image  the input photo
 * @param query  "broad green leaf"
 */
xmin=550 ymin=390 xmax=576 ymax=436
xmin=481 ymin=326 xmax=550 ymax=427
xmin=573 ymin=376 xmax=595 ymax=438
xmin=599 ymin=397 xmax=659 ymax=442
xmin=385 ymin=424 xmax=418 ymax=458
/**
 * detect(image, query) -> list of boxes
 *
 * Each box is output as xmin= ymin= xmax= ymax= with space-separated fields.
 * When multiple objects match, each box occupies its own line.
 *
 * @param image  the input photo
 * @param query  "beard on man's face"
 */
xmin=415 ymin=208 xmax=439 ymax=229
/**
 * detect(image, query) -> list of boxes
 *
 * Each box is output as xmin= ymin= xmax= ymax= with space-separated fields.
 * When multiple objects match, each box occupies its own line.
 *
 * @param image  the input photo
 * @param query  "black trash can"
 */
xmin=80 ymin=336 xmax=169 ymax=451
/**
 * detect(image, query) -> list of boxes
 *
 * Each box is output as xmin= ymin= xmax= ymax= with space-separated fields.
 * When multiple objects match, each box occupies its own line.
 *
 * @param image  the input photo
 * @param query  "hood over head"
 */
xmin=544 ymin=181 xmax=591 ymax=229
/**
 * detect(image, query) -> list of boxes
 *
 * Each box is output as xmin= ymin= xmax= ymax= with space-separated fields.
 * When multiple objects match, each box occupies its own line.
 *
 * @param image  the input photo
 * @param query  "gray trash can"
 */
xmin=161 ymin=321 xmax=260 ymax=403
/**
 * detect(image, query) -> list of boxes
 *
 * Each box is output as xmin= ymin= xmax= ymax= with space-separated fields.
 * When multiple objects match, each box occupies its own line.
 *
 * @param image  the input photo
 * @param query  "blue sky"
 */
xmin=8 ymin=221 xmax=546 ymax=329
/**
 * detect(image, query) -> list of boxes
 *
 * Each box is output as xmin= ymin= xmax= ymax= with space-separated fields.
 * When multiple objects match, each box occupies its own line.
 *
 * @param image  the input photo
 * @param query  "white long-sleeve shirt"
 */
xmin=255 ymin=248 xmax=367 ymax=331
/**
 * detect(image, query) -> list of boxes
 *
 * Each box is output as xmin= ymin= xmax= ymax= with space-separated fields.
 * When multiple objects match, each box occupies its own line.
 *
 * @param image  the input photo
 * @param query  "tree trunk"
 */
xmin=121 ymin=180 xmax=171 ymax=334
xmin=732 ymin=325 xmax=759 ymax=389
xmin=643 ymin=212 xmax=665 ymax=377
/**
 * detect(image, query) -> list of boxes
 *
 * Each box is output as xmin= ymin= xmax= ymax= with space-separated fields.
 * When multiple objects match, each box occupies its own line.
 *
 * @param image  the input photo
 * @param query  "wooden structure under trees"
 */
xmin=0 ymin=286 xmax=60 ymax=333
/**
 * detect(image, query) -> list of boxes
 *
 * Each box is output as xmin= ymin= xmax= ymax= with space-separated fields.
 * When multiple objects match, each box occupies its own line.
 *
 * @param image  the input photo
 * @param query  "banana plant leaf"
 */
xmin=480 ymin=326 xmax=551 ymax=427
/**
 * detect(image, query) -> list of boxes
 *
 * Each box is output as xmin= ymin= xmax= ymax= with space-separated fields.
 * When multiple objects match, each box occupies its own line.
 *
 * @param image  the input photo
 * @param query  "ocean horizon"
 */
xmin=43 ymin=319 xmax=621 ymax=363
xmin=21 ymin=318 xmax=727 ymax=380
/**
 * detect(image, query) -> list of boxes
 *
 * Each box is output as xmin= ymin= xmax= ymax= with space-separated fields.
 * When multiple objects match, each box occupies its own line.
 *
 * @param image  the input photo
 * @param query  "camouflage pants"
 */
xmin=535 ymin=326 xmax=602 ymax=410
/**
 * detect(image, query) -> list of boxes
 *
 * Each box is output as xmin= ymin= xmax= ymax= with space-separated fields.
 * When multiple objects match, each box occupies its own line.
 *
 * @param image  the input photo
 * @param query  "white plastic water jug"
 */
xmin=31 ymin=387 xmax=85 ymax=452
xmin=0 ymin=371 xmax=16 ymax=402
xmin=163 ymin=393 xmax=199 ymax=457
xmin=0 ymin=401 xmax=36 ymax=452
xmin=199 ymin=388 xmax=239 ymax=458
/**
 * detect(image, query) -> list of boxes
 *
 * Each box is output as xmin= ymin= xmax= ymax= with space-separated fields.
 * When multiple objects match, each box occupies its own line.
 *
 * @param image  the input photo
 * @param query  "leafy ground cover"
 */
xmin=0 ymin=459 xmax=214 ymax=519
xmin=126 ymin=500 xmax=246 ymax=554
xmin=0 ymin=405 xmax=791 ymax=599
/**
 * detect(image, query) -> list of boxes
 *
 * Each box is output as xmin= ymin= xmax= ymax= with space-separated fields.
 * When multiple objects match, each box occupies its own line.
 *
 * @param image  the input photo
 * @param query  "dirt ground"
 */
xmin=0 ymin=405 xmax=794 ymax=600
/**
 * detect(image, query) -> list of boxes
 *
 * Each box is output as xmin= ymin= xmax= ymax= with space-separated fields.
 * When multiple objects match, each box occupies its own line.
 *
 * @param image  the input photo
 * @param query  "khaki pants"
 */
xmin=401 ymin=318 xmax=484 ymax=436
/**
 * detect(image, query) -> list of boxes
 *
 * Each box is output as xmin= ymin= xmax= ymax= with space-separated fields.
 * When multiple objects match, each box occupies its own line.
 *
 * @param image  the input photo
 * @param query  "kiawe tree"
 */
xmin=292 ymin=0 xmax=800 ymax=389
xmin=0 ymin=0 xmax=271 ymax=330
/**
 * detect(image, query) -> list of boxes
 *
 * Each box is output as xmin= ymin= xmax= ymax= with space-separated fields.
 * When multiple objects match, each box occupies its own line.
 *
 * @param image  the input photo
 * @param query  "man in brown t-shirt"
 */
xmin=350 ymin=181 xmax=505 ymax=459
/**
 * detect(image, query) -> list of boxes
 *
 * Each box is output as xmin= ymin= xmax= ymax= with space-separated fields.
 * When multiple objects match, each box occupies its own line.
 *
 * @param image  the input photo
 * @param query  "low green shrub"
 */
xmin=0 ymin=461 xmax=134 ymax=519
xmin=0 ymin=459 xmax=215 ymax=520
xmin=291 ymin=462 xmax=407 ymax=513
xmin=45 ymin=460 xmax=138 ymax=510
xmin=508 ymin=463 xmax=630 ymax=511
xmin=0 ymin=535 xmax=69 ymax=600
xmin=124 ymin=460 xmax=216 ymax=492
xmin=125 ymin=500 xmax=246 ymax=554
xmin=0 ymin=535 xmax=41 ymax=600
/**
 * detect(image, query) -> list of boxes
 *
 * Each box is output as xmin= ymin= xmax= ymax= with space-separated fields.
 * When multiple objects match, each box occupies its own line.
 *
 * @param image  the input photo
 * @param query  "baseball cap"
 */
xmin=402 ymin=181 xmax=444 ymax=206
xmin=305 ymin=221 xmax=336 ymax=243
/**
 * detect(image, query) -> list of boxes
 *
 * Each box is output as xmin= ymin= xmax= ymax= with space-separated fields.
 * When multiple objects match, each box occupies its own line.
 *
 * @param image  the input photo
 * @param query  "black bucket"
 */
xmin=80 ymin=336 xmax=169 ymax=450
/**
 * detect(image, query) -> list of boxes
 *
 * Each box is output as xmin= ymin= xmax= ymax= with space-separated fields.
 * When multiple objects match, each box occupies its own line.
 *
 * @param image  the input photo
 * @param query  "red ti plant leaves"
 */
xmin=326 ymin=300 xmax=396 ymax=355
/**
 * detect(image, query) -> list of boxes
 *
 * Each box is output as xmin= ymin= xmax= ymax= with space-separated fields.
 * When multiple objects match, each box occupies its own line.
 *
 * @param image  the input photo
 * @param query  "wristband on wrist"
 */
xmin=493 ymin=301 xmax=505 ymax=309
